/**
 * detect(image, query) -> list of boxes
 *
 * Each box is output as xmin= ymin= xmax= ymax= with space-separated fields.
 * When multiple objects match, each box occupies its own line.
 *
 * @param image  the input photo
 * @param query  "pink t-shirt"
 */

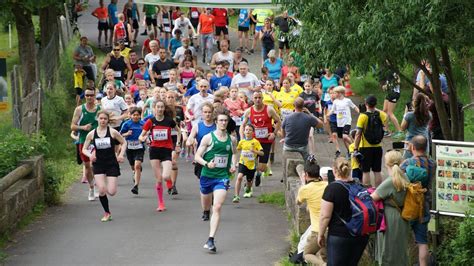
xmin=224 ymin=98 xmax=246 ymax=118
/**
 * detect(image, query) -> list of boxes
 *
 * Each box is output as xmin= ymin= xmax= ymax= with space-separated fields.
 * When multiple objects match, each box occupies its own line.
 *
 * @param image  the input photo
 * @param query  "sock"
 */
xmin=166 ymin=179 xmax=173 ymax=189
xmin=270 ymin=153 xmax=275 ymax=163
xmin=156 ymin=183 xmax=164 ymax=205
xmin=99 ymin=195 xmax=110 ymax=213
xmin=208 ymin=237 xmax=214 ymax=241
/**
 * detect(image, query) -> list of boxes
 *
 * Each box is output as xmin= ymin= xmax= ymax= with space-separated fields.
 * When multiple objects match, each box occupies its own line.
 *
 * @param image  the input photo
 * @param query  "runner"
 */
xmin=151 ymin=47 xmax=175 ymax=87
xmin=166 ymin=91 xmax=184 ymax=195
xmin=173 ymin=12 xmax=196 ymax=38
xmin=101 ymin=81 xmax=128 ymax=132
xmin=194 ymin=111 xmax=238 ymax=253
xmin=212 ymin=8 xmax=230 ymax=47
xmin=142 ymin=4 xmax=158 ymax=39
xmin=197 ymin=8 xmax=215 ymax=64
xmin=113 ymin=13 xmax=132 ymax=47
xmin=230 ymin=61 xmax=261 ymax=100
xmin=91 ymin=0 xmax=109 ymax=48
xmin=123 ymin=0 xmax=139 ymax=47
xmin=158 ymin=6 xmax=172 ymax=51
xmin=186 ymin=79 xmax=215 ymax=127
xmin=240 ymin=91 xmax=281 ymax=186
xmin=139 ymin=100 xmax=181 ymax=212
xmin=223 ymin=87 xmax=246 ymax=140
xmin=276 ymin=78 xmax=300 ymax=122
xmin=70 ymin=87 xmax=101 ymax=201
xmin=237 ymin=9 xmax=251 ymax=53
xmin=210 ymin=40 xmax=234 ymax=72
xmin=233 ymin=124 xmax=264 ymax=202
xmin=107 ymin=0 xmax=119 ymax=48
xmin=82 ymin=110 xmax=126 ymax=222
xmin=210 ymin=61 xmax=232 ymax=91
xmin=101 ymin=42 xmax=133 ymax=84
xmin=120 ymin=107 xmax=145 ymax=195
xmin=250 ymin=8 xmax=273 ymax=54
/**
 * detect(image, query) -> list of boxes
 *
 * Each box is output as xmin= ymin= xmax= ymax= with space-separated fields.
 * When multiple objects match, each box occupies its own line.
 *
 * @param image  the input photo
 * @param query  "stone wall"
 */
xmin=0 ymin=156 xmax=44 ymax=233
xmin=282 ymin=151 xmax=311 ymax=236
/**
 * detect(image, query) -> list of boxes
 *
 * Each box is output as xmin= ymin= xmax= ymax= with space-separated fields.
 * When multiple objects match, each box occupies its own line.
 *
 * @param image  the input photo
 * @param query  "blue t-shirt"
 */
xmin=131 ymin=3 xmax=138 ymax=19
xmin=197 ymin=121 xmax=216 ymax=147
xmin=238 ymin=9 xmax=250 ymax=28
xmin=264 ymin=58 xmax=284 ymax=81
xmin=108 ymin=3 xmax=118 ymax=25
xmin=320 ymin=75 xmax=340 ymax=102
xmin=210 ymin=74 xmax=232 ymax=91
xmin=184 ymin=86 xmax=212 ymax=97
xmin=120 ymin=119 xmax=145 ymax=142
xmin=326 ymin=100 xmax=337 ymax=123
xmin=403 ymin=112 xmax=431 ymax=141
xmin=169 ymin=38 xmax=182 ymax=57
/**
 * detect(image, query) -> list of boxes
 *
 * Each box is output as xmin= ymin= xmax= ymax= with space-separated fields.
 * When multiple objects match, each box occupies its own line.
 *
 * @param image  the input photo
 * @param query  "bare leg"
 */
xmin=234 ymin=173 xmax=244 ymax=197
xmin=418 ymin=244 xmax=430 ymax=266
xmin=209 ymin=189 xmax=227 ymax=237
xmin=362 ymin=172 xmax=371 ymax=186
xmin=201 ymin=192 xmax=212 ymax=212
xmin=106 ymin=176 xmax=118 ymax=196
xmin=374 ymin=171 xmax=383 ymax=187
xmin=134 ymin=161 xmax=142 ymax=186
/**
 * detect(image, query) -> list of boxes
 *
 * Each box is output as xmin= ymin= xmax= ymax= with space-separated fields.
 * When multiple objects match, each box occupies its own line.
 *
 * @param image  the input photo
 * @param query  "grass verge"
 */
xmin=258 ymin=191 xmax=286 ymax=207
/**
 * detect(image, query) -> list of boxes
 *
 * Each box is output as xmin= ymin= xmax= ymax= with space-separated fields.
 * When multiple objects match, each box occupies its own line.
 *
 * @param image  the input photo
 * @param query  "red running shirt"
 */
xmin=249 ymin=105 xmax=274 ymax=144
xmin=199 ymin=13 xmax=215 ymax=34
xmin=143 ymin=117 xmax=176 ymax=149
xmin=212 ymin=8 xmax=228 ymax=27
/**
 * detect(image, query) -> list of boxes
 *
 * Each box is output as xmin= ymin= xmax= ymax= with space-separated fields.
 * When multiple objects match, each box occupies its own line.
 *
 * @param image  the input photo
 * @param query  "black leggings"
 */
xmin=326 ymin=234 xmax=368 ymax=266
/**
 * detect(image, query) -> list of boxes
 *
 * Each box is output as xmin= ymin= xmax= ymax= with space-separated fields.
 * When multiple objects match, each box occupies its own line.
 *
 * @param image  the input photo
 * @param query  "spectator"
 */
xmin=91 ymin=0 xmax=109 ymax=48
xmin=273 ymin=10 xmax=296 ymax=58
xmin=318 ymin=157 xmax=369 ymax=266
xmin=401 ymin=93 xmax=431 ymax=158
xmin=260 ymin=18 xmax=275 ymax=64
xmin=73 ymin=36 xmax=96 ymax=82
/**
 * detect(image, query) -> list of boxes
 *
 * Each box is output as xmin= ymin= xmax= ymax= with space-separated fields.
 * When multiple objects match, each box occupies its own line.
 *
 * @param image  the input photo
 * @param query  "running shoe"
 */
xmin=88 ymin=188 xmax=95 ymax=201
xmin=335 ymin=150 xmax=341 ymax=158
xmin=140 ymin=30 xmax=148 ymax=36
xmin=94 ymin=186 xmax=99 ymax=198
xmin=203 ymin=239 xmax=216 ymax=253
xmin=392 ymin=131 xmax=405 ymax=140
xmin=157 ymin=203 xmax=166 ymax=212
xmin=100 ymin=212 xmax=112 ymax=222
xmin=131 ymin=185 xmax=139 ymax=195
xmin=202 ymin=56 xmax=206 ymax=64
xmin=383 ymin=131 xmax=391 ymax=137
xmin=243 ymin=187 xmax=252 ymax=198
xmin=255 ymin=172 xmax=261 ymax=187
xmin=186 ymin=154 xmax=193 ymax=162
xmin=202 ymin=211 xmax=210 ymax=221
xmin=268 ymin=168 xmax=273 ymax=176
xmin=171 ymin=185 xmax=178 ymax=195
xmin=264 ymin=167 xmax=271 ymax=177
xmin=232 ymin=195 xmax=240 ymax=203
xmin=180 ymin=150 xmax=186 ymax=158
xmin=249 ymin=48 xmax=254 ymax=54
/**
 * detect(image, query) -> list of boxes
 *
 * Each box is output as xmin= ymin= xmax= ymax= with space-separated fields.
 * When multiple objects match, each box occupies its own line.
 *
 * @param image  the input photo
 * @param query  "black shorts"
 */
xmin=385 ymin=91 xmax=401 ymax=103
xmin=259 ymin=142 xmax=272 ymax=164
xmin=82 ymin=65 xmax=95 ymax=81
xmin=172 ymin=135 xmax=178 ymax=149
xmin=75 ymin=87 xmax=83 ymax=96
xmin=194 ymin=162 xmax=203 ymax=178
xmin=93 ymin=162 xmax=121 ymax=176
xmin=132 ymin=19 xmax=139 ymax=29
xmin=329 ymin=121 xmax=338 ymax=134
xmin=149 ymin=147 xmax=172 ymax=161
xmin=238 ymin=26 xmax=249 ymax=32
xmin=126 ymin=148 xmax=144 ymax=166
xmin=336 ymin=125 xmax=351 ymax=138
xmin=145 ymin=17 xmax=157 ymax=27
xmin=98 ymin=21 xmax=108 ymax=31
xmin=279 ymin=40 xmax=289 ymax=49
xmin=215 ymin=26 xmax=229 ymax=35
xmin=359 ymin=147 xmax=383 ymax=173
xmin=238 ymin=164 xmax=256 ymax=182
xmin=76 ymin=144 xmax=82 ymax=165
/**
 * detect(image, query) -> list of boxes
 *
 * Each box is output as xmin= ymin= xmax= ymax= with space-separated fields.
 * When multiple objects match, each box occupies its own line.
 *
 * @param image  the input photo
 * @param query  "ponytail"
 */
xmin=333 ymin=157 xmax=350 ymax=178
xmin=385 ymin=150 xmax=409 ymax=191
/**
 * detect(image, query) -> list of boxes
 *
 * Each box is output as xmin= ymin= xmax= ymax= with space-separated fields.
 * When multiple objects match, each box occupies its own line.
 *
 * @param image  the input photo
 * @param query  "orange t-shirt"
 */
xmin=93 ymin=7 xmax=108 ymax=21
xmin=199 ymin=13 xmax=215 ymax=34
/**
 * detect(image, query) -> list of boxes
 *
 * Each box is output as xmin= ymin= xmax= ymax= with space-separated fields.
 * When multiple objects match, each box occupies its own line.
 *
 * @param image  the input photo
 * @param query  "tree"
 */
xmin=277 ymin=0 xmax=474 ymax=140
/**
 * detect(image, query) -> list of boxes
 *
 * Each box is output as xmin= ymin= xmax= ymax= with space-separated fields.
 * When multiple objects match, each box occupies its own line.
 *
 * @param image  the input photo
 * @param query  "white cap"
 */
xmin=320 ymin=167 xmax=332 ymax=180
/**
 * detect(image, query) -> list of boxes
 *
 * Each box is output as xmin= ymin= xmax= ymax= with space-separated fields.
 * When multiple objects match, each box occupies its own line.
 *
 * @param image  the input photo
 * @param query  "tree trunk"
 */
xmin=11 ymin=3 xmax=37 ymax=96
xmin=441 ymin=46 xmax=463 ymax=141
xmin=39 ymin=5 xmax=59 ymax=48
xmin=428 ymin=48 xmax=453 ymax=140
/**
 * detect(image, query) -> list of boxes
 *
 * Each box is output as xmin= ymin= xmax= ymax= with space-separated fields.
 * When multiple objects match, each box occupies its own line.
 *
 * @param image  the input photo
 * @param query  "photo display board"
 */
xmin=434 ymin=141 xmax=474 ymax=215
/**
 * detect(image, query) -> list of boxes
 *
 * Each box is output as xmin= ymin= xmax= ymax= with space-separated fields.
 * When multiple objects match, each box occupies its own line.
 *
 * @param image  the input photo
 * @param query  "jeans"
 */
xmin=261 ymin=44 xmax=274 ymax=61
xmin=326 ymin=235 xmax=369 ymax=266
xmin=200 ymin=33 xmax=213 ymax=62
xmin=283 ymin=144 xmax=309 ymax=161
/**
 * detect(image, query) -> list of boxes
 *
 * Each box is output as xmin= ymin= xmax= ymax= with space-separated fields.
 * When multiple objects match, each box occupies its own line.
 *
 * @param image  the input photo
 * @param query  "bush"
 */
xmin=0 ymin=126 xmax=48 ymax=177
xmin=438 ymin=215 xmax=474 ymax=265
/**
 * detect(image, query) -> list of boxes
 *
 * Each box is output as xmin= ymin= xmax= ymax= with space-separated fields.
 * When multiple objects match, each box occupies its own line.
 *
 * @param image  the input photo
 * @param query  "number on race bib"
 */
xmin=241 ymin=151 xmax=254 ymax=161
xmin=191 ymin=11 xmax=198 ymax=18
xmin=114 ymin=71 xmax=122 ymax=78
xmin=152 ymin=128 xmax=168 ymax=141
xmin=255 ymin=127 xmax=269 ymax=139
xmin=161 ymin=70 xmax=170 ymax=79
xmin=214 ymin=154 xmax=229 ymax=168
xmin=95 ymin=137 xmax=111 ymax=149
xmin=127 ymin=140 xmax=143 ymax=150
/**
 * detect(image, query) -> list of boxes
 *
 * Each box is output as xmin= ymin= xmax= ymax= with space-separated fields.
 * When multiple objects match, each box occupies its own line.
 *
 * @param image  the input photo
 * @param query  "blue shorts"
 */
xmin=200 ymin=175 xmax=230 ymax=194
xmin=255 ymin=25 xmax=263 ymax=32
xmin=410 ymin=221 xmax=429 ymax=244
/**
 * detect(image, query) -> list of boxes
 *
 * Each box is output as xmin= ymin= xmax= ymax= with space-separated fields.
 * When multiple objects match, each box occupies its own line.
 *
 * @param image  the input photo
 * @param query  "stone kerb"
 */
xmin=0 ymin=155 xmax=44 ymax=233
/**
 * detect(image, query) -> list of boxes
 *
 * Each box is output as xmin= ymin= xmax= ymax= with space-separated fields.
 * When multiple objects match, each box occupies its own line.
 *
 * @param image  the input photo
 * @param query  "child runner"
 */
xmin=324 ymin=87 xmax=340 ymax=153
xmin=233 ymin=124 xmax=263 ymax=202
xmin=120 ymin=107 xmax=145 ymax=194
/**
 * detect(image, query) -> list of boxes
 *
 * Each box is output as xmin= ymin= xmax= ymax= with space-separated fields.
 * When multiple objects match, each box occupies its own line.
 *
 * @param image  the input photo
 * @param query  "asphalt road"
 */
xmin=5 ymin=2 xmax=287 ymax=265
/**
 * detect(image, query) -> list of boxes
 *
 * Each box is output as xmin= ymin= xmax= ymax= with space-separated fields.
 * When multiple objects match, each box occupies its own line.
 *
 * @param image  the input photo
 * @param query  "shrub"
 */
xmin=438 ymin=214 xmax=474 ymax=265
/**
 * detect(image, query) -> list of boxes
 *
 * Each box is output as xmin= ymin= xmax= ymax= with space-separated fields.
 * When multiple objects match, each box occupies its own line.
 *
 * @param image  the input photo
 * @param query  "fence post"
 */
xmin=11 ymin=65 xmax=21 ymax=129
xmin=64 ymin=3 xmax=72 ymax=39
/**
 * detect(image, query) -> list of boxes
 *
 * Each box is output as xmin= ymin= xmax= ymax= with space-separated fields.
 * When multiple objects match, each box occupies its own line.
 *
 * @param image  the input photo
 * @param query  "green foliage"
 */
xmin=0 ymin=126 xmax=48 ymax=177
xmin=258 ymin=191 xmax=286 ymax=207
xmin=438 ymin=215 xmax=474 ymax=265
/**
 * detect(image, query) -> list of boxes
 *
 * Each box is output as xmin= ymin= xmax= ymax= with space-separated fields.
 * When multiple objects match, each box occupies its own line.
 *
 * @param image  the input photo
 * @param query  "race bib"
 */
xmin=241 ymin=151 xmax=254 ymax=161
xmin=239 ymin=14 xmax=245 ymax=19
xmin=281 ymin=108 xmax=293 ymax=120
xmin=95 ymin=137 xmax=111 ymax=149
xmin=182 ymin=78 xmax=191 ymax=86
xmin=164 ymin=26 xmax=171 ymax=32
xmin=163 ymin=18 xmax=169 ymax=24
xmin=336 ymin=111 xmax=348 ymax=127
xmin=323 ymin=93 xmax=331 ymax=102
xmin=191 ymin=11 xmax=198 ymax=18
xmin=152 ymin=14 xmax=157 ymax=19
xmin=393 ymin=85 xmax=400 ymax=93
xmin=127 ymin=140 xmax=143 ymax=150
xmin=99 ymin=18 xmax=107 ymax=23
xmin=255 ymin=127 xmax=269 ymax=139
xmin=161 ymin=70 xmax=170 ymax=79
xmin=232 ymin=116 xmax=242 ymax=126
xmin=214 ymin=154 xmax=228 ymax=168
xmin=114 ymin=71 xmax=122 ymax=78
xmin=152 ymin=128 xmax=168 ymax=141
xmin=279 ymin=35 xmax=286 ymax=42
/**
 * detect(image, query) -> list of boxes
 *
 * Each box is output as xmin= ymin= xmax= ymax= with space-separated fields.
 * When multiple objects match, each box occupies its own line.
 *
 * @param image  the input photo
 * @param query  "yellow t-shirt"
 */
xmin=297 ymin=181 xmax=328 ymax=231
xmin=262 ymin=90 xmax=280 ymax=113
xmin=291 ymin=84 xmax=303 ymax=94
xmin=252 ymin=9 xmax=273 ymax=26
xmin=120 ymin=47 xmax=131 ymax=60
xmin=349 ymin=143 xmax=360 ymax=170
xmin=276 ymin=89 xmax=299 ymax=119
xmin=237 ymin=138 xmax=263 ymax=170
xmin=356 ymin=111 xmax=388 ymax=148
xmin=74 ymin=70 xmax=85 ymax=89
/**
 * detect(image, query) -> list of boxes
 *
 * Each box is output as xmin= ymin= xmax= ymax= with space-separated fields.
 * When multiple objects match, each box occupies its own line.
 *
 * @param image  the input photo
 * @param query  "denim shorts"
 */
xmin=200 ymin=175 xmax=230 ymax=194
xmin=410 ymin=221 xmax=429 ymax=244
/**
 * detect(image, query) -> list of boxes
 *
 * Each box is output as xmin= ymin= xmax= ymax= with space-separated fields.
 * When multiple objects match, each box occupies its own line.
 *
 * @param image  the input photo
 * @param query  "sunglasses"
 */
xmin=138 ymin=62 xmax=145 ymax=65
xmin=113 ymin=48 xmax=120 ymax=51
xmin=85 ymin=94 xmax=95 ymax=97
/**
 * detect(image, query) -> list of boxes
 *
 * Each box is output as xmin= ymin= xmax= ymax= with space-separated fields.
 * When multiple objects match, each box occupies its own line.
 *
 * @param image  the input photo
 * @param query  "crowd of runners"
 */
xmin=71 ymin=2 xmax=442 ymax=265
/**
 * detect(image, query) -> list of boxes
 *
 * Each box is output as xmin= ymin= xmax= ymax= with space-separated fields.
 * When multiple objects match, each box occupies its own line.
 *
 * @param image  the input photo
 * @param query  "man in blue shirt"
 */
xmin=210 ymin=61 xmax=232 ymax=91
xmin=108 ymin=0 xmax=119 ymax=47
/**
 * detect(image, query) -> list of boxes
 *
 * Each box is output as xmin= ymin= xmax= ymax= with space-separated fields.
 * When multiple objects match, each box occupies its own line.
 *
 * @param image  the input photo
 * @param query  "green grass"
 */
xmin=258 ymin=191 xmax=286 ymax=207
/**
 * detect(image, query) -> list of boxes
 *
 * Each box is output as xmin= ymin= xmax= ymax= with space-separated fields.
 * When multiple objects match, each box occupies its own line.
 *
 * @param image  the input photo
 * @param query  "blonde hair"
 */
xmin=385 ymin=150 xmax=409 ymax=192
xmin=333 ymin=157 xmax=350 ymax=178
xmin=105 ymin=68 xmax=115 ymax=76
xmin=334 ymin=86 xmax=346 ymax=94
xmin=214 ymin=86 xmax=229 ymax=98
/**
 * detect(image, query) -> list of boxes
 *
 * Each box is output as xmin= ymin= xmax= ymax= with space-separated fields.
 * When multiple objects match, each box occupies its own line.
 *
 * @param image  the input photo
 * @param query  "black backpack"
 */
xmin=363 ymin=111 xmax=384 ymax=144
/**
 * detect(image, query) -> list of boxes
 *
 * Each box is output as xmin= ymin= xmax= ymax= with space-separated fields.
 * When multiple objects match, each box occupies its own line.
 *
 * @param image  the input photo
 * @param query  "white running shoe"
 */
xmin=88 ymin=188 xmax=95 ymax=201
